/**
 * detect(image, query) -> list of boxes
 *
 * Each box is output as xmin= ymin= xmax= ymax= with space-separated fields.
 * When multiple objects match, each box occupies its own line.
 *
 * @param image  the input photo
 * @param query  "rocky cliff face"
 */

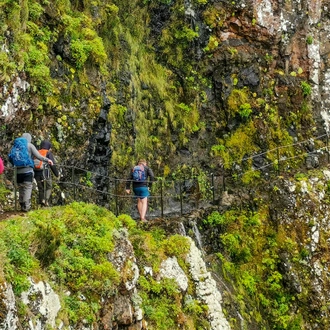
xmin=1 ymin=0 xmax=330 ymax=179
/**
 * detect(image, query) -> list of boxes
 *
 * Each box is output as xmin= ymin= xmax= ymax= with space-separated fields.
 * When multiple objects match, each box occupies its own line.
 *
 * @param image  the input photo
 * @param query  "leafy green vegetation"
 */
xmin=0 ymin=202 xmax=122 ymax=321
xmin=0 ymin=179 xmax=10 ymax=211
xmin=204 ymin=207 xmax=310 ymax=329
xmin=0 ymin=202 xmax=212 ymax=328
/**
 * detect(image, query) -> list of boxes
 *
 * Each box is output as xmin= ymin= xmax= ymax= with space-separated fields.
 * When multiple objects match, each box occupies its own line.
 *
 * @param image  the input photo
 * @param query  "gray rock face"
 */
xmin=0 ymin=283 xmax=19 ymax=330
xmin=158 ymin=256 xmax=188 ymax=292
xmin=103 ymin=228 xmax=143 ymax=329
xmin=186 ymin=237 xmax=231 ymax=330
xmin=20 ymin=278 xmax=61 ymax=330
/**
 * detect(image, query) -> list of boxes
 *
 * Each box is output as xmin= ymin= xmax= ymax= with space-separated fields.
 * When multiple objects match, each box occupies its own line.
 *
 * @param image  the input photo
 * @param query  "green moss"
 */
xmin=211 ymin=120 xmax=259 ymax=169
xmin=301 ymin=81 xmax=312 ymax=96
xmin=2 ymin=0 xmax=212 ymax=173
xmin=2 ymin=204 xmax=205 ymax=325
xmin=239 ymin=103 xmax=252 ymax=118
xmin=0 ymin=179 xmax=11 ymax=211
xmin=203 ymin=6 xmax=225 ymax=28
xmin=204 ymin=35 xmax=219 ymax=52
xmin=241 ymin=169 xmax=261 ymax=185
xmin=162 ymin=235 xmax=190 ymax=258
xmin=227 ymin=87 xmax=251 ymax=118
xmin=306 ymin=36 xmax=313 ymax=45
xmin=106 ymin=3 xmax=208 ymax=168
xmin=139 ymin=276 xmax=182 ymax=330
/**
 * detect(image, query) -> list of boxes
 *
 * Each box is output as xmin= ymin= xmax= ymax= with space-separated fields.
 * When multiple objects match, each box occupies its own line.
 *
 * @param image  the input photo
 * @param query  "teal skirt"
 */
xmin=133 ymin=186 xmax=149 ymax=199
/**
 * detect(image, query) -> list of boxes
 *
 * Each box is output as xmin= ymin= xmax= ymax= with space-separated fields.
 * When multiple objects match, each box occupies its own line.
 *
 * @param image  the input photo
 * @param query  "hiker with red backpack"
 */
xmin=8 ymin=133 xmax=53 ymax=212
xmin=125 ymin=159 xmax=155 ymax=222
xmin=34 ymin=140 xmax=59 ymax=207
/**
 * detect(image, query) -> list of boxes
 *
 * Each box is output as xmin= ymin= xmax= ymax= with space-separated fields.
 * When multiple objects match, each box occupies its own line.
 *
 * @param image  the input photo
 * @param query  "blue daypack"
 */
xmin=8 ymin=137 xmax=34 ymax=168
xmin=132 ymin=165 xmax=146 ymax=181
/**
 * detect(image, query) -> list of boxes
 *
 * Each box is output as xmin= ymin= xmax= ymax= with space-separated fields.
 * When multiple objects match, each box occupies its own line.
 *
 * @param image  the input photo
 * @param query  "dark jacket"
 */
xmin=126 ymin=165 xmax=155 ymax=189
xmin=34 ymin=140 xmax=59 ymax=179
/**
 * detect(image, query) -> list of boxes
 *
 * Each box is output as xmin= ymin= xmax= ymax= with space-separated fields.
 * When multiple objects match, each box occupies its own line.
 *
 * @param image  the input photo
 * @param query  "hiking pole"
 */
xmin=43 ymin=166 xmax=47 ymax=204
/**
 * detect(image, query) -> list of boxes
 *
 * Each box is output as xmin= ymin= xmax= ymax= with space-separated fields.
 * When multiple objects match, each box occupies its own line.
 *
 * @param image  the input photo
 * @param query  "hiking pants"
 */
xmin=17 ymin=172 xmax=33 ymax=211
xmin=36 ymin=178 xmax=52 ymax=204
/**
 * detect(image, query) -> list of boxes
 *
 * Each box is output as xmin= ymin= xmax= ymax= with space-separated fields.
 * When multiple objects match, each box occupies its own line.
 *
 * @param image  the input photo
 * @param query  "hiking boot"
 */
xmin=20 ymin=202 xmax=27 ymax=212
xmin=21 ymin=206 xmax=29 ymax=212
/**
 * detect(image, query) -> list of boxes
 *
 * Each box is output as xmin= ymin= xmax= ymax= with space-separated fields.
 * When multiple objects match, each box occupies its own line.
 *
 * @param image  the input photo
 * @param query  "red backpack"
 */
xmin=34 ymin=149 xmax=48 ymax=169
xmin=0 ymin=157 xmax=4 ymax=174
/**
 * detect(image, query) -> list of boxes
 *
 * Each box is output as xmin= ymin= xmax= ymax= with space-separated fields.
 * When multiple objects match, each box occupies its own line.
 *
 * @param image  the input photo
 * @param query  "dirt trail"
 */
xmin=0 ymin=211 xmax=26 ymax=221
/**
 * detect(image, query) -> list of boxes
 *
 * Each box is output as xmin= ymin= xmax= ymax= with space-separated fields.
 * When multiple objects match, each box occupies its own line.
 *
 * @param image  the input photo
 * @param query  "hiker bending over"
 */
xmin=34 ymin=140 xmax=59 ymax=207
xmin=126 ymin=159 xmax=154 ymax=222
xmin=8 ymin=133 xmax=53 ymax=212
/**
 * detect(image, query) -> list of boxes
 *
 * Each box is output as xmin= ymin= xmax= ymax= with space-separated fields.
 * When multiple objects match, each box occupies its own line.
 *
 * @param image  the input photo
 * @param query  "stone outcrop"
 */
xmin=0 ymin=283 xmax=18 ymax=330
xmin=0 ymin=224 xmax=230 ymax=329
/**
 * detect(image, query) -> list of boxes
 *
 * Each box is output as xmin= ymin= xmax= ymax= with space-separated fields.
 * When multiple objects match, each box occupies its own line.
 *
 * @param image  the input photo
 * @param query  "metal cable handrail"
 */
xmin=1 ymin=132 xmax=329 ymax=217
xmin=237 ymin=145 xmax=328 ymax=178
xmin=240 ymin=133 xmax=327 ymax=162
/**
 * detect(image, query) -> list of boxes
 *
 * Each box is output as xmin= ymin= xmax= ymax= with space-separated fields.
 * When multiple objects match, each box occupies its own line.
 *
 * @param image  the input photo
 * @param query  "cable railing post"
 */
xmin=277 ymin=148 xmax=280 ymax=175
xmin=327 ymin=135 xmax=329 ymax=163
xmin=72 ymin=166 xmax=76 ymax=201
xmin=180 ymin=180 xmax=183 ymax=216
xmin=114 ymin=178 xmax=119 ymax=216
xmin=106 ymin=175 xmax=110 ymax=207
xmin=195 ymin=178 xmax=199 ymax=210
xmin=211 ymin=173 xmax=215 ymax=204
xmin=160 ymin=180 xmax=164 ymax=218
xmin=14 ymin=167 xmax=17 ymax=211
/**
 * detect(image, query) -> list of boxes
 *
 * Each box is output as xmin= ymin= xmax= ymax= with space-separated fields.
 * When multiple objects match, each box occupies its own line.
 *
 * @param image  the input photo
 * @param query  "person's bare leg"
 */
xmin=137 ymin=198 xmax=143 ymax=219
xmin=140 ymin=197 xmax=148 ymax=220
